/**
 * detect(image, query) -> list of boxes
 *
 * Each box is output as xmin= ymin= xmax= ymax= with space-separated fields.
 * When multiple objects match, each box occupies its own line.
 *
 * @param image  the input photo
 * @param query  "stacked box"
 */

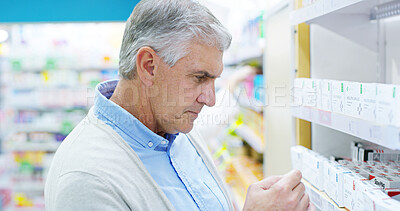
xmin=302 ymin=150 xmax=326 ymax=191
xmin=346 ymin=166 xmax=370 ymax=178
xmin=315 ymin=79 xmax=323 ymax=110
xmin=363 ymin=189 xmax=392 ymax=211
xmin=321 ymin=80 xmax=332 ymax=111
xmin=331 ymin=81 xmax=345 ymax=114
xmin=290 ymin=145 xmax=308 ymax=172
xmin=323 ymin=160 xmax=342 ymax=192
xmin=326 ymin=166 xmax=351 ymax=207
xmin=344 ymin=81 xmax=362 ymax=118
xmin=354 ymin=180 xmax=383 ymax=211
xmin=293 ymin=78 xmax=305 ymax=107
xmin=384 ymin=188 xmax=400 ymax=201
xmin=376 ymin=84 xmax=400 ymax=127
xmin=375 ymin=198 xmax=400 ymax=211
xmin=303 ymin=78 xmax=318 ymax=108
xmin=373 ymin=173 xmax=400 ymax=189
xmin=343 ymin=172 xmax=367 ymax=210
xmin=360 ymin=83 xmax=377 ymax=122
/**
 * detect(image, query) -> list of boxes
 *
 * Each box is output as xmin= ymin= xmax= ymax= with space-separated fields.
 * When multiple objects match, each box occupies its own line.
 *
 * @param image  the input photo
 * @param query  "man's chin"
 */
xmin=178 ymin=122 xmax=194 ymax=134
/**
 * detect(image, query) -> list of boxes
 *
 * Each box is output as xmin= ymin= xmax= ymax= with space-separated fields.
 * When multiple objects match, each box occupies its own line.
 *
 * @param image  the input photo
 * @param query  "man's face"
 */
xmin=150 ymin=43 xmax=223 ymax=134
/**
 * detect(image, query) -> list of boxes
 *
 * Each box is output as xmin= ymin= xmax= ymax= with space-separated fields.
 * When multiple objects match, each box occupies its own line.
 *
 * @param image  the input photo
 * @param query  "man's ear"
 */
xmin=136 ymin=47 xmax=158 ymax=86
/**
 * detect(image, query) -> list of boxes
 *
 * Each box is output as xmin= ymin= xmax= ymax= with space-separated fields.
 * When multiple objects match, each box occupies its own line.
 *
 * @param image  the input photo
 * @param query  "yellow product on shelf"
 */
xmin=228 ymin=156 xmax=264 ymax=194
xmin=14 ymin=193 xmax=34 ymax=207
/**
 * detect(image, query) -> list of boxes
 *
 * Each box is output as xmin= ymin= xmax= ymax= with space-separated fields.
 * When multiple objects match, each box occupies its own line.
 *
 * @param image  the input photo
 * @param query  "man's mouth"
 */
xmin=186 ymin=111 xmax=200 ymax=118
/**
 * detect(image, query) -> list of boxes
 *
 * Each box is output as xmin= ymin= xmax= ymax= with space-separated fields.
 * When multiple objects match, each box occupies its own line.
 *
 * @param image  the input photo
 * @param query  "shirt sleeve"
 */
xmin=52 ymin=171 xmax=131 ymax=211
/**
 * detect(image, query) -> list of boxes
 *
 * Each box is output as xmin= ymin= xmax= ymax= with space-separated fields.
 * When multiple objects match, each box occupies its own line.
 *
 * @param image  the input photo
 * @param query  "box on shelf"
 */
xmin=343 ymin=172 xmax=367 ymax=210
xmin=315 ymin=79 xmax=323 ymax=110
xmin=302 ymin=151 xmax=326 ymax=191
xmin=303 ymin=78 xmax=318 ymax=108
xmin=326 ymin=166 xmax=351 ymax=207
xmin=373 ymin=173 xmax=400 ymax=189
xmin=360 ymin=83 xmax=377 ymax=122
xmin=290 ymin=145 xmax=308 ymax=172
xmin=375 ymin=198 xmax=400 ymax=211
xmin=363 ymin=189 xmax=392 ymax=211
xmin=354 ymin=180 xmax=383 ymax=211
xmin=376 ymin=84 xmax=400 ymax=127
xmin=331 ymin=81 xmax=345 ymax=114
xmin=293 ymin=78 xmax=305 ymax=107
xmin=321 ymin=80 xmax=332 ymax=112
xmin=384 ymin=188 xmax=400 ymax=201
xmin=344 ymin=81 xmax=362 ymax=118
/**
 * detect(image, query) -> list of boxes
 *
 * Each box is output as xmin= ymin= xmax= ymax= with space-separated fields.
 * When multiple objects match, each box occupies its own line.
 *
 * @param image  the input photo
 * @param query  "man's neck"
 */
xmin=109 ymin=79 xmax=163 ymax=135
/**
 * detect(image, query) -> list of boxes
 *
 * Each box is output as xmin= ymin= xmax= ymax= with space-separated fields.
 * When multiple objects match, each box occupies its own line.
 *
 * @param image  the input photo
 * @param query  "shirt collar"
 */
xmin=93 ymin=79 xmax=177 ymax=150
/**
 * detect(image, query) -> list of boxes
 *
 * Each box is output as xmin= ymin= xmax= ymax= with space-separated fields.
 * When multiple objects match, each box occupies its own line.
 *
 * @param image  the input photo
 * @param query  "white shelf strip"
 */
xmin=7 ymin=142 xmax=60 ymax=152
xmin=290 ymin=0 xmax=363 ymax=25
xmin=292 ymin=106 xmax=400 ymax=150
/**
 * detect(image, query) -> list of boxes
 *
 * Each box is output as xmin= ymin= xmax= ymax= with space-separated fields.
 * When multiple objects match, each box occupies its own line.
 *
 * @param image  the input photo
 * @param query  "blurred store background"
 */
xmin=0 ymin=0 xmax=290 ymax=210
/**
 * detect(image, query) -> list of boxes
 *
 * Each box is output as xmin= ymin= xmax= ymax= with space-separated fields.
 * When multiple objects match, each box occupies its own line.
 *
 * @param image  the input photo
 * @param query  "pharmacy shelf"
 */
xmin=291 ymin=0 xmax=364 ymax=25
xmin=6 ymin=142 xmax=60 ymax=152
xmin=302 ymin=179 xmax=346 ymax=211
xmin=12 ymin=182 xmax=45 ymax=192
xmin=291 ymin=0 xmax=382 ymax=51
xmin=11 ymin=105 xmax=89 ymax=111
xmin=230 ymin=157 xmax=261 ymax=189
xmin=6 ymin=67 xmax=118 ymax=73
xmin=234 ymin=124 xmax=264 ymax=153
xmin=292 ymin=106 xmax=400 ymax=150
xmin=12 ymin=124 xmax=61 ymax=133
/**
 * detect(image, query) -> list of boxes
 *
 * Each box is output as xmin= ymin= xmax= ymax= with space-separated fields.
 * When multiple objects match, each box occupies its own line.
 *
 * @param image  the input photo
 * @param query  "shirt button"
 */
xmin=161 ymin=140 xmax=167 ymax=145
xmin=148 ymin=142 xmax=153 ymax=147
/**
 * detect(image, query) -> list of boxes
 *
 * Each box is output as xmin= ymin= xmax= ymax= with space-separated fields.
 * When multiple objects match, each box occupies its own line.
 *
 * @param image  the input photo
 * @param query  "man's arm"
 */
xmin=52 ymin=171 xmax=130 ymax=210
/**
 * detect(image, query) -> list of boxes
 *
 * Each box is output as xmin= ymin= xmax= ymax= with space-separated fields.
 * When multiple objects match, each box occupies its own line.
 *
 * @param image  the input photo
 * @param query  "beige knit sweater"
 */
xmin=45 ymin=108 xmax=234 ymax=211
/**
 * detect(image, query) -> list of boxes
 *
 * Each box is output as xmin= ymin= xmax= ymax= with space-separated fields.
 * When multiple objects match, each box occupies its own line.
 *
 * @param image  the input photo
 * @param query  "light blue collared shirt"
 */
xmin=93 ymin=80 xmax=229 ymax=211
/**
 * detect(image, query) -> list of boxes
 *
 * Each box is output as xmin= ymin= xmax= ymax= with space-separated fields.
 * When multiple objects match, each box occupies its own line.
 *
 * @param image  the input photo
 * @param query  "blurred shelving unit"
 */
xmin=290 ymin=0 xmax=400 ymax=209
xmin=0 ymin=23 xmax=125 ymax=210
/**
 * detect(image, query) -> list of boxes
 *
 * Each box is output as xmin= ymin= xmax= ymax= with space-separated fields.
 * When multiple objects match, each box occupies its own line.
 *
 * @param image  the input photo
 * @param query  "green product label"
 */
xmin=45 ymin=58 xmax=56 ymax=70
xmin=393 ymin=87 xmax=396 ymax=98
xmin=312 ymin=81 xmax=315 ymax=88
xmin=11 ymin=60 xmax=22 ymax=71
xmin=341 ymin=83 xmax=343 ymax=92
xmin=360 ymin=84 xmax=363 ymax=94
xmin=328 ymin=82 xmax=330 ymax=91
xmin=61 ymin=120 xmax=74 ymax=135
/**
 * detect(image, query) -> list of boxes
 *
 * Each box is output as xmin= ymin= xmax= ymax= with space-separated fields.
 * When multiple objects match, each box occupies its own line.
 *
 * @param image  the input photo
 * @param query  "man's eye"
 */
xmin=195 ymin=76 xmax=206 ymax=82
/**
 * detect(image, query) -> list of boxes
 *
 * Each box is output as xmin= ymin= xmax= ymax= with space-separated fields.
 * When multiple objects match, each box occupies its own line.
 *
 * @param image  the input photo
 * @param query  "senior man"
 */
xmin=45 ymin=0 xmax=312 ymax=210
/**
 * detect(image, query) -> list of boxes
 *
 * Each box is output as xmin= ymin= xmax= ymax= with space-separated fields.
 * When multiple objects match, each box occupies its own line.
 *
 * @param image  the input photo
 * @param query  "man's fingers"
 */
xmin=273 ymin=169 xmax=302 ymax=190
xmin=297 ymin=193 xmax=310 ymax=211
xmin=307 ymin=202 xmax=316 ymax=211
xmin=292 ymin=182 xmax=305 ymax=201
xmin=257 ymin=175 xmax=282 ymax=190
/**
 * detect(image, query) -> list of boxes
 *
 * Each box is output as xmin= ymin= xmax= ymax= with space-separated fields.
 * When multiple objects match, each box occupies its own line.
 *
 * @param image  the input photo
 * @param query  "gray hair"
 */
xmin=118 ymin=0 xmax=232 ymax=80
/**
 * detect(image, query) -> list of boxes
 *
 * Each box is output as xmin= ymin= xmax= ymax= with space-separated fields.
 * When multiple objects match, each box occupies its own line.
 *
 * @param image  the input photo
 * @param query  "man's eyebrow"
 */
xmin=192 ymin=71 xmax=220 ymax=79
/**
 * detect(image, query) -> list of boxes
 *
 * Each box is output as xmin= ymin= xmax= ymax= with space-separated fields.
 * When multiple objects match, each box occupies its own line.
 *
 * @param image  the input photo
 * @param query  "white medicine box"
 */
xmin=303 ymin=78 xmax=318 ymax=108
xmin=360 ymin=83 xmax=377 ymax=122
xmin=293 ymin=78 xmax=305 ymax=107
xmin=321 ymin=80 xmax=332 ymax=112
xmin=332 ymin=81 xmax=345 ymax=114
xmin=376 ymin=84 xmax=400 ymax=127
xmin=344 ymin=81 xmax=362 ymax=118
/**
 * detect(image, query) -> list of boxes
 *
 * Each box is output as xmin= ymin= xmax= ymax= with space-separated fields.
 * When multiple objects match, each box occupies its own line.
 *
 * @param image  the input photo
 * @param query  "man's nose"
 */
xmin=197 ymin=82 xmax=216 ymax=107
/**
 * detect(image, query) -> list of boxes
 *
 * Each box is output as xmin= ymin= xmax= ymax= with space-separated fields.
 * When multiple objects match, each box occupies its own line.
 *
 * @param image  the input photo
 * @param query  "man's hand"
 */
xmin=242 ymin=170 xmax=315 ymax=211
